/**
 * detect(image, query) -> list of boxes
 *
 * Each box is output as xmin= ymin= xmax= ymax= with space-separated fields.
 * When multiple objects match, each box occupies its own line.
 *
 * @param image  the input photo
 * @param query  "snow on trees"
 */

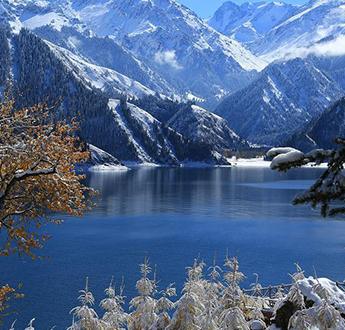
xmin=10 ymin=257 xmax=345 ymax=329
xmin=0 ymin=99 xmax=90 ymax=257
xmin=0 ymin=99 xmax=91 ymax=321
xmin=69 ymin=278 xmax=101 ymax=330
xmin=267 ymin=139 xmax=345 ymax=216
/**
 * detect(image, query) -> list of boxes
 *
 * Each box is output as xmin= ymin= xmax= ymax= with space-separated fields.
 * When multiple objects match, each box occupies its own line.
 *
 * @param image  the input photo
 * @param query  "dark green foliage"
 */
xmin=269 ymin=139 xmax=345 ymax=217
xmin=131 ymin=94 xmax=193 ymax=123
xmin=0 ymin=28 xmax=10 ymax=87
xmin=1 ymin=28 xmax=120 ymax=158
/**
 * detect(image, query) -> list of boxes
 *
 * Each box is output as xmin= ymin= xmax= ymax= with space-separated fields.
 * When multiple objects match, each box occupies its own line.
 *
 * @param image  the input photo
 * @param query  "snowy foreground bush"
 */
xmin=17 ymin=257 xmax=345 ymax=330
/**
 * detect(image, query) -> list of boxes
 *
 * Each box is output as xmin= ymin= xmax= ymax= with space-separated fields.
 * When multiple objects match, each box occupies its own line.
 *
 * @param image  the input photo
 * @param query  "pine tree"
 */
xmin=69 ymin=278 xmax=101 ymax=330
xmin=128 ymin=258 xmax=158 ymax=330
xmin=100 ymin=277 xmax=128 ymax=330
xmin=168 ymin=259 xmax=207 ymax=330
xmin=268 ymin=142 xmax=345 ymax=216
xmin=153 ymin=284 xmax=176 ymax=330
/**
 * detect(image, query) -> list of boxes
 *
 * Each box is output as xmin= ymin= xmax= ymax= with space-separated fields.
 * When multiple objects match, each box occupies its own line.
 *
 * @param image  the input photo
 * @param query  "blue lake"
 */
xmin=1 ymin=167 xmax=345 ymax=329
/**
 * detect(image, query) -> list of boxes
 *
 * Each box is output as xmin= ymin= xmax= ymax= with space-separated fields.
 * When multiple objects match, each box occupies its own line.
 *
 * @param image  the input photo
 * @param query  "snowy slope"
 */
xmin=210 ymin=0 xmax=345 ymax=64
xmin=253 ymin=0 xmax=345 ymax=61
xmin=168 ymin=104 xmax=248 ymax=151
xmin=309 ymin=55 xmax=345 ymax=91
xmin=58 ymin=0 xmax=264 ymax=106
xmin=287 ymin=97 xmax=345 ymax=151
xmin=0 ymin=27 xmax=229 ymax=166
xmin=2 ymin=0 xmax=266 ymax=106
xmin=82 ymin=144 xmax=129 ymax=171
xmin=215 ymin=58 xmax=344 ymax=145
xmin=209 ymin=1 xmax=298 ymax=48
xmin=107 ymin=99 xmax=229 ymax=165
xmin=48 ymin=42 xmax=157 ymax=98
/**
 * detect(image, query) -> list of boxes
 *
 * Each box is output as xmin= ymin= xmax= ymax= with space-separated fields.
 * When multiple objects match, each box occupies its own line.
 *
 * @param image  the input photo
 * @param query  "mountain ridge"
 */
xmin=214 ymin=57 xmax=344 ymax=145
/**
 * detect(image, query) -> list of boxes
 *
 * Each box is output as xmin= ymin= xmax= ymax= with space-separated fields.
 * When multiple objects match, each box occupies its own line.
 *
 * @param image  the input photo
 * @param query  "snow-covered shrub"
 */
xmin=14 ymin=259 xmax=345 ymax=330
xmin=69 ymin=278 xmax=102 ymax=330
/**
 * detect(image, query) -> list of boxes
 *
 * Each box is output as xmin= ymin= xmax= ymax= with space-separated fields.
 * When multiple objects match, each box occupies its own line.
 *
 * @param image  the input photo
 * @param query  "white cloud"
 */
xmin=154 ymin=50 xmax=183 ymax=70
xmin=280 ymin=35 xmax=345 ymax=60
xmin=310 ymin=35 xmax=345 ymax=57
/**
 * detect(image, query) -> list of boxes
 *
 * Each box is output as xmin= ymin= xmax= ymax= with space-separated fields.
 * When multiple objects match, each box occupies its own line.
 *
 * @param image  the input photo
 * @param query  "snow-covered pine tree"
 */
xmin=69 ymin=278 xmax=102 ymax=330
xmin=168 ymin=259 xmax=207 ymax=330
xmin=221 ymin=255 xmax=245 ymax=309
xmin=268 ymin=141 xmax=345 ymax=216
xmin=198 ymin=259 xmax=223 ymax=329
xmin=100 ymin=277 xmax=128 ymax=329
xmin=153 ymin=284 xmax=176 ymax=329
xmin=219 ymin=255 xmax=249 ymax=329
xmin=128 ymin=258 xmax=158 ymax=330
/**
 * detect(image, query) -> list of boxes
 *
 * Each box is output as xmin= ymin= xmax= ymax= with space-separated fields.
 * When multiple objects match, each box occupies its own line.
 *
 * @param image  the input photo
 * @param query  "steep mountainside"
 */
xmin=209 ymin=1 xmax=297 ymax=48
xmin=4 ymin=0 xmax=265 ymax=106
xmin=310 ymin=55 xmax=345 ymax=90
xmin=3 ymin=0 xmax=176 ymax=97
xmin=0 ymin=27 xmax=230 ymax=165
xmin=48 ymin=42 xmax=157 ymax=99
xmin=287 ymin=97 xmax=345 ymax=150
xmin=210 ymin=0 xmax=345 ymax=64
xmin=107 ymin=100 xmax=228 ymax=165
xmin=214 ymin=58 xmax=344 ymax=145
xmin=168 ymin=105 xmax=248 ymax=151
xmin=255 ymin=0 xmax=345 ymax=61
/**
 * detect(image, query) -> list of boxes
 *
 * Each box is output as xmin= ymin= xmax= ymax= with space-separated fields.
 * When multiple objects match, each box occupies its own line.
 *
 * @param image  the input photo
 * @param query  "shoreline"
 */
xmin=85 ymin=157 xmax=329 ymax=171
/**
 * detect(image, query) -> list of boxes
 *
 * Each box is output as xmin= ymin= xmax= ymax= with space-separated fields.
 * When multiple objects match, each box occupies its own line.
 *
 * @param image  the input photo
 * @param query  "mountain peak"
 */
xmin=209 ymin=0 xmax=298 ymax=45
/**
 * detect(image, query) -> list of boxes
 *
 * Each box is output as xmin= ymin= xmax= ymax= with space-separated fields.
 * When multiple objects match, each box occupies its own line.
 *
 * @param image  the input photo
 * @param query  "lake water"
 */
xmin=2 ymin=167 xmax=345 ymax=329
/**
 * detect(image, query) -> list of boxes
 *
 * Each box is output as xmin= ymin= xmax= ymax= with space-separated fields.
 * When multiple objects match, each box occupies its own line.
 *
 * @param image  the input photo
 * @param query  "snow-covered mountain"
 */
xmin=0 ymin=27 xmax=232 ymax=165
xmin=210 ymin=0 xmax=345 ymax=63
xmin=2 ymin=0 xmax=176 ymax=98
xmin=107 ymin=99 xmax=228 ymax=165
xmin=83 ymin=144 xmax=128 ymax=171
xmin=3 ymin=0 xmax=344 ymax=152
xmin=214 ymin=58 xmax=344 ymax=145
xmin=287 ymin=97 xmax=345 ymax=151
xmin=255 ymin=0 xmax=345 ymax=61
xmin=48 ymin=42 xmax=157 ymax=99
xmin=3 ymin=0 xmax=265 ymax=106
xmin=168 ymin=105 xmax=249 ymax=151
xmin=309 ymin=55 xmax=345 ymax=91
xmin=209 ymin=1 xmax=297 ymax=48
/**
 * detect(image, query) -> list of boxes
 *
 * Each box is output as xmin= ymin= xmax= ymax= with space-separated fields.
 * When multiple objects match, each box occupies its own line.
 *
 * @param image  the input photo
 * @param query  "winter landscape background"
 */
xmin=1 ymin=0 xmax=345 ymax=328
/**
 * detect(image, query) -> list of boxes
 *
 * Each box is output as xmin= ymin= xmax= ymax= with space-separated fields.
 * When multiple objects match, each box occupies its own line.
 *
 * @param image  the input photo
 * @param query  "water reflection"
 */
xmin=87 ymin=167 xmax=323 ymax=219
xmin=2 ymin=167 xmax=344 ymax=329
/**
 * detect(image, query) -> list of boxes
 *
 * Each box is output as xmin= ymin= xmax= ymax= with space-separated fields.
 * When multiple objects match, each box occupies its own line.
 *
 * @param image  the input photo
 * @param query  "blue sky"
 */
xmin=179 ymin=0 xmax=226 ymax=17
xmin=179 ymin=0 xmax=305 ymax=18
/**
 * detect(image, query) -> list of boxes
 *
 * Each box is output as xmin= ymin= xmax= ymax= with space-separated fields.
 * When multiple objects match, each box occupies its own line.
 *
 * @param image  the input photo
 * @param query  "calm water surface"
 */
xmin=2 ymin=167 xmax=345 ymax=328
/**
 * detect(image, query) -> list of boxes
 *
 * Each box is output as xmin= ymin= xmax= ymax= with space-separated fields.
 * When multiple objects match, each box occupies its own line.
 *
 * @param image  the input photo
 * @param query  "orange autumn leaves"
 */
xmin=0 ymin=99 xmax=92 ymax=321
xmin=0 ymin=100 xmax=91 ymax=257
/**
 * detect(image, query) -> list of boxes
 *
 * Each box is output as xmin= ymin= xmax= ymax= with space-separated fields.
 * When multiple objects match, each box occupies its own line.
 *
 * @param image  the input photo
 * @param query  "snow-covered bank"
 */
xmin=228 ymin=157 xmax=328 ymax=169
xmin=228 ymin=157 xmax=271 ymax=168
xmin=87 ymin=164 xmax=129 ymax=172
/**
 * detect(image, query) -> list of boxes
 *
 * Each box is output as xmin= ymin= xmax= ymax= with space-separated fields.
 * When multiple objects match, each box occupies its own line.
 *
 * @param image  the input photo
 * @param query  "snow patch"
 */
xmin=270 ymin=150 xmax=305 ymax=169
